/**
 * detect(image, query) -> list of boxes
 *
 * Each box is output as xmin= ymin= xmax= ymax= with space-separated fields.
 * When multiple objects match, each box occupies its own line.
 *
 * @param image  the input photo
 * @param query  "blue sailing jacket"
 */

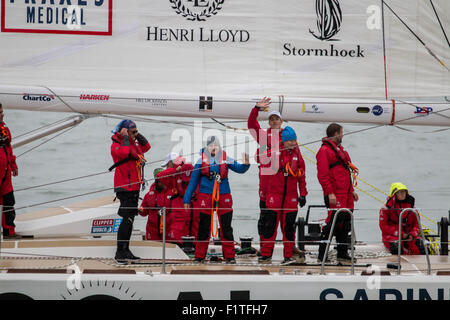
xmin=183 ymin=155 xmax=250 ymax=203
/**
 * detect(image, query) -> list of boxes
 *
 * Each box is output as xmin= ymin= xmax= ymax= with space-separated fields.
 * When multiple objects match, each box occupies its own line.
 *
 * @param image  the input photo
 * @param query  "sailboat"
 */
xmin=0 ymin=0 xmax=449 ymax=300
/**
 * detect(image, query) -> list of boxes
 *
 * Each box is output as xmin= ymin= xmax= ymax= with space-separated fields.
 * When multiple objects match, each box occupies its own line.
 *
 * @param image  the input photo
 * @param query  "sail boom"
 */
xmin=2 ymin=85 xmax=449 ymax=127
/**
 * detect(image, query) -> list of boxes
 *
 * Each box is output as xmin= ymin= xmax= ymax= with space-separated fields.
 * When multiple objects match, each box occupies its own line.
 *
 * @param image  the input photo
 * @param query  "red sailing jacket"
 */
xmin=248 ymin=107 xmax=283 ymax=201
xmin=110 ymin=133 xmax=151 ymax=192
xmin=157 ymin=163 xmax=195 ymax=199
xmin=316 ymin=138 xmax=354 ymax=198
xmin=139 ymin=182 xmax=171 ymax=240
xmin=379 ymin=194 xmax=421 ymax=253
xmin=0 ymin=122 xmax=17 ymax=195
xmin=266 ymin=145 xmax=307 ymax=211
xmin=248 ymin=107 xmax=283 ymax=166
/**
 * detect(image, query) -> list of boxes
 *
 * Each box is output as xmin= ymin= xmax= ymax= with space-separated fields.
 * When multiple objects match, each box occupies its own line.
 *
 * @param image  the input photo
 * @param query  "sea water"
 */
xmin=7 ymin=108 xmax=450 ymax=244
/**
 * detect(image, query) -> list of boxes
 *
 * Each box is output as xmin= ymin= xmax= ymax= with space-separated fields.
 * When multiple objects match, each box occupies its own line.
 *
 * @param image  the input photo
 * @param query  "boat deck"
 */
xmin=1 ymin=238 xmax=449 ymax=276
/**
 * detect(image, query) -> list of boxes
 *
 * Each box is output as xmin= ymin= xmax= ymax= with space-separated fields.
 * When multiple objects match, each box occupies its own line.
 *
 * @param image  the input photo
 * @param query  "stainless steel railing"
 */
xmin=320 ymin=208 xmax=356 ymax=275
xmin=397 ymin=208 xmax=431 ymax=275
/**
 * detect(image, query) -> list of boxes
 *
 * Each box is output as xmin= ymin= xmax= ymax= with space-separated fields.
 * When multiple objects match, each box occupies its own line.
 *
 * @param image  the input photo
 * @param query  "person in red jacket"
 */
xmin=316 ymin=123 xmax=359 ymax=264
xmin=139 ymin=168 xmax=167 ymax=241
xmin=258 ymin=126 xmax=307 ymax=265
xmin=110 ymin=119 xmax=151 ymax=263
xmin=0 ymin=103 xmax=19 ymax=239
xmin=247 ymin=97 xmax=284 ymax=245
xmin=157 ymin=153 xmax=196 ymax=246
xmin=379 ymin=182 xmax=425 ymax=255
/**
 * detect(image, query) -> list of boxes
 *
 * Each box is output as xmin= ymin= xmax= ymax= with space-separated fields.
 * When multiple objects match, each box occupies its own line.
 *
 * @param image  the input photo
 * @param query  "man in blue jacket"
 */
xmin=183 ymin=136 xmax=250 ymax=263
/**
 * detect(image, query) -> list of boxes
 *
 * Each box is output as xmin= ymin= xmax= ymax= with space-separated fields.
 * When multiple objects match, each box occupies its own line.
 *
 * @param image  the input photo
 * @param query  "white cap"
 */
xmin=161 ymin=152 xmax=178 ymax=167
xmin=268 ymin=110 xmax=282 ymax=120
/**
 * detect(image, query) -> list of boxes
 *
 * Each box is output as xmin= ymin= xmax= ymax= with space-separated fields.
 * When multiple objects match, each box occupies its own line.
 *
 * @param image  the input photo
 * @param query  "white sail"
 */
xmin=383 ymin=0 xmax=450 ymax=98
xmin=0 ymin=0 xmax=448 ymax=122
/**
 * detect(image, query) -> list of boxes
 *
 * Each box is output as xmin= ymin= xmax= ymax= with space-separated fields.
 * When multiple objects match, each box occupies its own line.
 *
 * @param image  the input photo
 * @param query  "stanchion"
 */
xmin=397 ymin=208 xmax=431 ymax=275
xmin=162 ymin=207 xmax=166 ymax=274
xmin=320 ymin=208 xmax=355 ymax=275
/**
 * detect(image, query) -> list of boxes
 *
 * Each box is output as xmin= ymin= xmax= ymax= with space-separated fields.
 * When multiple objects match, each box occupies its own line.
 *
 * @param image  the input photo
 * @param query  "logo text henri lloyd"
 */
xmin=147 ymin=0 xmax=250 ymax=43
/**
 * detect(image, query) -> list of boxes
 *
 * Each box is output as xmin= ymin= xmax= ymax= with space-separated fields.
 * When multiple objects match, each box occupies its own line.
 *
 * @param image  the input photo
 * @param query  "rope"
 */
xmin=16 ymin=125 xmax=78 ymax=159
xmin=299 ymin=140 xmax=439 ymax=231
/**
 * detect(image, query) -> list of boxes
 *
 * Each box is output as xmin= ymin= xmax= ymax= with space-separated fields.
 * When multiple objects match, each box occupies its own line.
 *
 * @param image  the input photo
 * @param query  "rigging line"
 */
xmin=429 ymin=0 xmax=450 ymax=48
xmin=14 ymin=171 xmax=110 ymax=193
xmin=381 ymin=0 xmax=388 ymax=100
xmin=15 ymin=125 xmax=78 ymax=159
xmin=210 ymin=118 xmax=248 ymax=131
xmin=101 ymin=113 xmax=229 ymax=132
xmin=13 ymin=116 xmax=76 ymax=140
xmin=14 ymin=105 xmax=450 ymax=201
xmin=13 ymin=105 xmax=450 ymax=194
xmin=42 ymin=85 xmax=80 ymax=114
xmin=382 ymin=0 xmax=450 ymax=72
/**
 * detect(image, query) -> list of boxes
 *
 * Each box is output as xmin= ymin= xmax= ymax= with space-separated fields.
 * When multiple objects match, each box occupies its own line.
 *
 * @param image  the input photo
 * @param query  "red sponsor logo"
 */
xmin=92 ymin=219 xmax=114 ymax=227
xmin=80 ymin=94 xmax=110 ymax=101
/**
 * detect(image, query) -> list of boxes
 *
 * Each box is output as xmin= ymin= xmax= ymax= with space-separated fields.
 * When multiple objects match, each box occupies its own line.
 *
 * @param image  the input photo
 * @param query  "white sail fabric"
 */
xmin=383 ymin=0 xmax=450 ymax=99
xmin=0 ymin=0 xmax=448 ymax=99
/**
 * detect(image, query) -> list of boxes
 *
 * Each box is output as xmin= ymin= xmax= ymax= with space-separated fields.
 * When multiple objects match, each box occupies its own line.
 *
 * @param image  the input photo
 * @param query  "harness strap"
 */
xmin=210 ymin=179 xmax=220 ymax=238
xmin=108 ymin=156 xmax=132 ymax=172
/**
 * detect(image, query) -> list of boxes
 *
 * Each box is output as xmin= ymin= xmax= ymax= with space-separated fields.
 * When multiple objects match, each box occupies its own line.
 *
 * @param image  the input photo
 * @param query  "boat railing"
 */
xmin=162 ymin=207 xmax=167 ymax=274
xmin=320 ymin=208 xmax=356 ymax=275
xmin=397 ymin=208 xmax=431 ymax=275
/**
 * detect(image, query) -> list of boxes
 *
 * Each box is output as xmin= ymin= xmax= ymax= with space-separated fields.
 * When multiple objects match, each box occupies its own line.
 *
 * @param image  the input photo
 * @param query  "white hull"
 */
xmin=1 ymin=272 xmax=449 ymax=300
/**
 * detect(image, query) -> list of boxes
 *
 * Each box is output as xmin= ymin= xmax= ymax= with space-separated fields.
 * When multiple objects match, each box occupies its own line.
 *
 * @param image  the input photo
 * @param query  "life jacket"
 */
xmin=280 ymin=146 xmax=303 ymax=177
xmin=321 ymin=138 xmax=358 ymax=186
xmin=0 ymin=124 xmax=10 ymax=185
xmin=201 ymin=150 xmax=228 ymax=182
xmin=0 ymin=124 xmax=9 ymax=146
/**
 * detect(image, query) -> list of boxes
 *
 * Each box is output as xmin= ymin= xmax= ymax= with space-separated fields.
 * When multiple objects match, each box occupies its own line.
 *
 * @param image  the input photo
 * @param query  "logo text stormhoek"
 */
xmin=283 ymin=43 xmax=364 ymax=58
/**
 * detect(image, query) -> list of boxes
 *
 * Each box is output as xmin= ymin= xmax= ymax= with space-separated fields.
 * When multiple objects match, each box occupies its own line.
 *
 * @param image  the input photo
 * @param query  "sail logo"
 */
xmin=301 ymin=103 xmax=324 ymax=114
xmin=147 ymin=1 xmax=250 ymax=43
xmin=372 ymin=105 xmax=383 ymax=116
xmin=199 ymin=96 xmax=213 ymax=112
xmin=23 ymin=93 xmax=55 ymax=102
xmin=282 ymin=0 xmax=365 ymax=58
xmin=80 ymin=94 xmax=110 ymax=101
xmin=1 ymin=0 xmax=112 ymax=36
xmin=414 ymin=106 xmax=433 ymax=115
xmin=169 ymin=0 xmax=224 ymax=21
xmin=310 ymin=0 xmax=342 ymax=41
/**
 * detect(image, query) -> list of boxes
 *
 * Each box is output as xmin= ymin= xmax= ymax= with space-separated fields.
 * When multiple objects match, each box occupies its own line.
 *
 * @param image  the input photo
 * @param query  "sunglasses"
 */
xmin=129 ymin=129 xmax=138 ymax=134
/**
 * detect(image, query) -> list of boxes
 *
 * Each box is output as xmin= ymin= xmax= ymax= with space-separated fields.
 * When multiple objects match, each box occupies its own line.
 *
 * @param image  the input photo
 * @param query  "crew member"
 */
xmin=158 ymin=153 xmax=196 ymax=245
xmin=379 ymin=182 xmax=425 ymax=255
xmin=247 ymin=97 xmax=284 ymax=246
xmin=0 ymin=103 xmax=19 ymax=239
xmin=258 ymin=126 xmax=307 ymax=265
xmin=183 ymin=136 xmax=250 ymax=264
xmin=316 ymin=123 xmax=359 ymax=264
xmin=110 ymin=119 xmax=150 ymax=263
xmin=139 ymin=168 xmax=168 ymax=241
